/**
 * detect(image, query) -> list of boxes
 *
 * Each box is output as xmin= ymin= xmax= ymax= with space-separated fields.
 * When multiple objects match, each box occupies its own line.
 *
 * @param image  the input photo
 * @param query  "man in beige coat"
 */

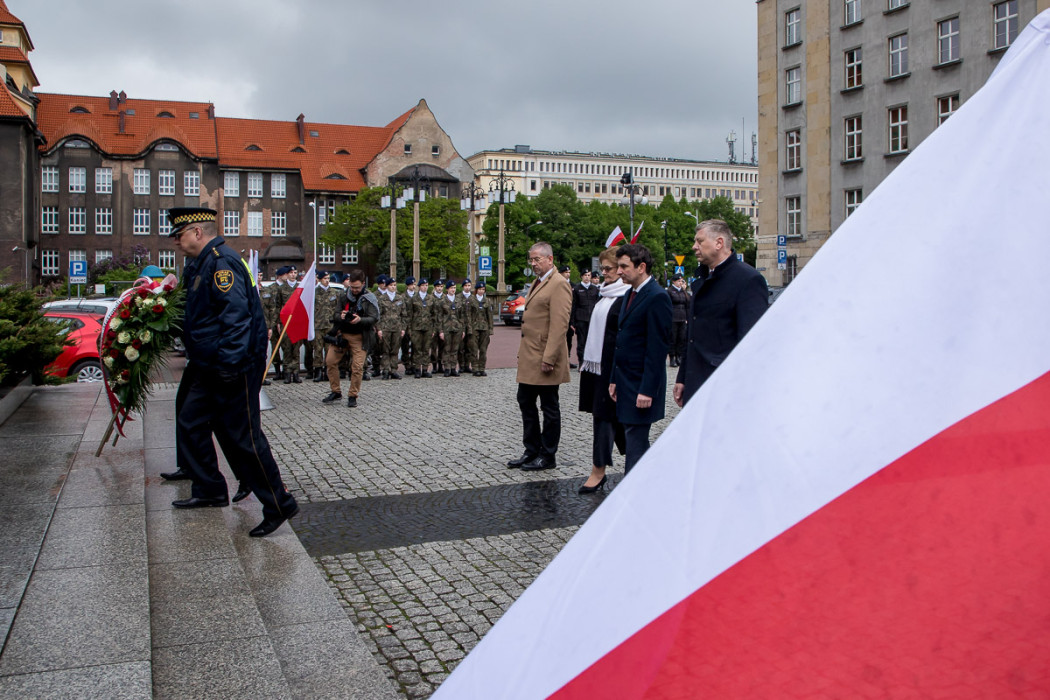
xmin=508 ymin=242 xmax=573 ymax=471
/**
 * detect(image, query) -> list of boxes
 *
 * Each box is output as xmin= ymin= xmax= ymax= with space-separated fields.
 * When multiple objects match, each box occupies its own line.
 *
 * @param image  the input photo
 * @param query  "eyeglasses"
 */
xmin=600 ymin=265 xmax=615 ymax=272
xmin=528 ymin=256 xmax=548 ymax=263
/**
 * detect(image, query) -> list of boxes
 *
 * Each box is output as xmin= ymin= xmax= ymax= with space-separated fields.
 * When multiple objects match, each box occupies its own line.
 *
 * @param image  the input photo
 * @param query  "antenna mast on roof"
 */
xmin=726 ymin=130 xmax=737 ymax=164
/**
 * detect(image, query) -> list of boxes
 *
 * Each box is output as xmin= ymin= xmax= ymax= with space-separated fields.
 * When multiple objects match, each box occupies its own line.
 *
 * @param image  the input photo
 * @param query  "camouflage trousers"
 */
xmin=410 ymin=329 xmax=432 ymax=371
xmin=470 ymin=330 xmax=491 ymax=371
xmin=441 ymin=331 xmax=462 ymax=370
xmin=378 ymin=329 xmax=403 ymax=373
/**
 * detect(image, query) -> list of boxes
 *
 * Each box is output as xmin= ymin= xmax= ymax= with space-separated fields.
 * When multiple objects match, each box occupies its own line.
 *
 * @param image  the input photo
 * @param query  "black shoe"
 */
xmin=414 ymin=369 xmax=422 ymax=378
xmin=521 ymin=456 xmax=556 ymax=471
xmin=292 ymin=373 xmax=302 ymax=384
xmin=172 ymin=495 xmax=228 ymax=509
xmin=160 ymin=468 xmax=191 ymax=481
xmin=275 ymin=370 xmax=285 ymax=380
xmin=232 ymin=484 xmax=252 ymax=503
xmin=507 ymin=453 xmax=536 ymax=468
xmin=322 ymin=392 xmax=342 ymax=404
xmin=478 ymin=371 xmax=487 ymax=376
xmin=422 ymin=371 xmax=432 ymax=378
xmin=380 ymin=371 xmax=389 ymax=380
xmin=443 ymin=369 xmax=451 ymax=377
xmin=249 ymin=504 xmax=300 ymax=537
xmin=473 ymin=370 xmax=482 ymax=377
xmin=450 ymin=369 xmax=460 ymax=377
xmin=570 ymin=363 xmax=578 ymax=369
xmin=389 ymin=372 xmax=402 ymax=380
xmin=313 ymin=370 xmax=326 ymax=382
xmin=284 ymin=374 xmax=293 ymax=384
xmin=262 ymin=379 xmax=272 ymax=386
xmin=346 ymin=395 xmax=357 ymax=408
xmin=578 ymin=475 xmax=608 ymax=494
xmin=362 ymin=373 xmax=371 ymax=381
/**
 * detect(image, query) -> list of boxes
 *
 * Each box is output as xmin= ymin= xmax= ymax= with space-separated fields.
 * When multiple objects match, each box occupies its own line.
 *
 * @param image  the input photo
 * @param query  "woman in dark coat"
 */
xmin=577 ymin=247 xmax=630 ymax=494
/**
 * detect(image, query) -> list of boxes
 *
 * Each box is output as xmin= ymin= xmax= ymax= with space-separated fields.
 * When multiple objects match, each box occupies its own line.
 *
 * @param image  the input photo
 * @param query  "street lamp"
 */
xmin=488 ymin=169 xmax=516 ymax=297
xmin=660 ymin=220 xmax=669 ymax=283
xmin=620 ymin=170 xmax=648 ymax=236
xmin=403 ymin=166 xmax=429 ymax=280
xmin=307 ymin=201 xmax=318 ymax=271
xmin=381 ymin=177 xmax=407 ymax=278
xmin=12 ymin=245 xmax=28 ymax=288
xmin=460 ymin=181 xmax=488 ymax=280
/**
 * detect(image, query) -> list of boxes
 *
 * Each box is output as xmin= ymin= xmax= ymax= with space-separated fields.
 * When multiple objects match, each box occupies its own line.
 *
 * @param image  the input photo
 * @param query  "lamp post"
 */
xmin=620 ymin=170 xmax=648 ymax=237
xmin=460 ymin=181 xmax=488 ymax=280
xmin=660 ymin=220 xmax=669 ymax=283
xmin=403 ymin=166 xmax=429 ymax=280
xmin=307 ymin=201 xmax=318 ymax=271
xmin=381 ymin=177 xmax=407 ymax=278
xmin=12 ymin=245 xmax=28 ymax=288
xmin=488 ymin=169 xmax=516 ymax=298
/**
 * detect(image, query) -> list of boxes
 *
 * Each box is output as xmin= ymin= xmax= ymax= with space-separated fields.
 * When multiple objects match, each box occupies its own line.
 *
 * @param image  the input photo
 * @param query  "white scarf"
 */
xmin=581 ymin=278 xmax=629 ymax=374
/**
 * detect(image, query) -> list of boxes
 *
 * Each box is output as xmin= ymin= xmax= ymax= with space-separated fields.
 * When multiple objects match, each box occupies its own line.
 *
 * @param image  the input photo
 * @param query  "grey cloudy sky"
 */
xmin=14 ymin=0 xmax=758 ymax=163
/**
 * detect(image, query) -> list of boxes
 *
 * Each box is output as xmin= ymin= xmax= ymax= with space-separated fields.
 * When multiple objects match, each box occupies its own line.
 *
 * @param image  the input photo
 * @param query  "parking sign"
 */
xmin=69 ymin=260 xmax=88 ymax=284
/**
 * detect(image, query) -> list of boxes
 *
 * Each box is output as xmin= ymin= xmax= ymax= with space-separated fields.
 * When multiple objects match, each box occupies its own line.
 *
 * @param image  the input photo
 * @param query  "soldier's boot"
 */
xmin=313 ymin=368 xmax=326 ymax=382
xmin=414 ymin=368 xmax=422 ymax=379
xmin=284 ymin=372 xmax=293 ymax=384
xmin=340 ymin=369 xmax=347 ymax=379
xmin=389 ymin=371 xmax=402 ymax=380
xmin=292 ymin=372 xmax=302 ymax=384
xmin=422 ymin=366 xmax=432 ymax=378
xmin=450 ymin=369 xmax=460 ymax=377
xmin=381 ymin=371 xmax=389 ymax=380
xmin=443 ymin=369 xmax=451 ymax=377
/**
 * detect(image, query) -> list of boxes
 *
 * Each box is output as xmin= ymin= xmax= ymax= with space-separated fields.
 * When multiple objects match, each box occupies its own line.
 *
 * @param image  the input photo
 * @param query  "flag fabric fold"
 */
xmin=434 ymin=10 xmax=1050 ymax=699
xmin=604 ymin=226 xmax=625 ymax=248
xmin=629 ymin=220 xmax=643 ymax=243
xmin=279 ymin=262 xmax=316 ymax=343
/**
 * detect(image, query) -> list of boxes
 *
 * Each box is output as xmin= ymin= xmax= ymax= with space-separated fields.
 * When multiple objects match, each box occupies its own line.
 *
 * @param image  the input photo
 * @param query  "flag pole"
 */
xmin=263 ymin=313 xmax=293 ymax=384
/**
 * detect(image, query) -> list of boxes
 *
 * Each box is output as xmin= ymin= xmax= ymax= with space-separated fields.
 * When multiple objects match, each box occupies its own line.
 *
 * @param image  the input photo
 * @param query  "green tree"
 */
xmin=0 ymin=283 xmax=69 ymax=386
xmin=323 ymin=187 xmax=413 ymax=274
xmin=418 ymin=197 xmax=468 ymax=279
xmin=696 ymin=196 xmax=756 ymax=265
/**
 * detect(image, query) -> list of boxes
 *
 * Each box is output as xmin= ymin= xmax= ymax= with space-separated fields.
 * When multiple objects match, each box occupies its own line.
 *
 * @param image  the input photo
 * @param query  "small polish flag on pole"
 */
xmin=279 ymin=262 xmax=317 ymax=343
xmin=629 ymin=220 xmax=644 ymax=244
xmin=603 ymin=226 xmax=626 ymax=248
xmin=434 ymin=10 xmax=1050 ymax=699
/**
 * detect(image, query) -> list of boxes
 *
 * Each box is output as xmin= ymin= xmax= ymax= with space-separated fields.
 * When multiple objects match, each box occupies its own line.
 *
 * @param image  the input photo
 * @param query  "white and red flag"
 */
xmin=279 ymin=261 xmax=316 ymax=343
xmin=604 ymin=226 xmax=626 ymax=248
xmin=630 ymin=220 xmax=643 ymax=243
xmin=435 ymin=10 xmax=1050 ymax=699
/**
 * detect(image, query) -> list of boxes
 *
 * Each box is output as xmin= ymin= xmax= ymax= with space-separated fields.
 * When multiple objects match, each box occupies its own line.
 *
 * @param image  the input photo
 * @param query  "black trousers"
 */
xmin=671 ymin=321 xmax=688 ymax=360
xmin=517 ymin=383 xmax=561 ymax=461
xmin=575 ymin=322 xmax=590 ymax=363
xmin=623 ymin=422 xmax=653 ymax=474
xmin=175 ymin=363 xmax=297 ymax=519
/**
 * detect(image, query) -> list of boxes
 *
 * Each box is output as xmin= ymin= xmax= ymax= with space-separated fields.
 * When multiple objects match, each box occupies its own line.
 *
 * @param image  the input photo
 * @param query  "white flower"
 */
xmin=103 ymin=356 xmax=115 ymax=369
xmin=117 ymin=331 xmax=131 ymax=345
xmin=154 ymin=297 xmax=168 ymax=308
xmin=125 ymin=347 xmax=140 ymax=361
xmin=139 ymin=330 xmax=152 ymax=342
xmin=109 ymin=317 xmax=122 ymax=330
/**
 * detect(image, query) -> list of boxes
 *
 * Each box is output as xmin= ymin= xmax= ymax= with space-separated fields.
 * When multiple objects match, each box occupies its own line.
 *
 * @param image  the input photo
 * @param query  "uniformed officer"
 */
xmin=375 ymin=274 xmax=406 ymax=379
xmin=458 ymin=278 xmax=473 ymax=374
xmin=407 ymin=278 xmax=434 ymax=378
xmin=278 ymin=266 xmax=303 ymax=383
xmin=259 ymin=272 xmax=279 ymax=385
xmin=264 ymin=267 xmax=288 ymax=379
xmin=569 ymin=269 xmax=600 ymax=367
xmin=436 ymin=279 xmax=466 ymax=377
xmin=166 ymin=207 xmax=299 ymax=537
xmin=467 ymin=280 xmax=496 ymax=375
xmin=430 ymin=279 xmax=446 ymax=373
xmin=401 ymin=276 xmax=417 ymax=373
xmin=312 ymin=270 xmax=341 ymax=381
xmin=667 ymin=273 xmax=690 ymax=367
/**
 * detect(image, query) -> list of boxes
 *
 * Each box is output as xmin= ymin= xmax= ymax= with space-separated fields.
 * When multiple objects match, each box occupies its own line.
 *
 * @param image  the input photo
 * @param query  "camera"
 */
xmin=323 ymin=332 xmax=348 ymax=348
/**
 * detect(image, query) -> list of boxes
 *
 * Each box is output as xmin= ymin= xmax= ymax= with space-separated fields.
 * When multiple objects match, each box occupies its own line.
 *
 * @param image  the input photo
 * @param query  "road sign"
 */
xmin=674 ymin=266 xmax=685 ymax=276
xmin=478 ymin=256 xmax=492 ymax=272
xmin=778 ymin=263 xmax=787 ymax=270
xmin=777 ymin=235 xmax=787 ymax=247
xmin=478 ymin=268 xmax=492 ymax=277
xmin=674 ymin=255 xmax=685 ymax=265
xmin=777 ymin=250 xmax=788 ymax=264
xmin=480 ymin=246 xmax=490 ymax=257
xmin=523 ymin=267 xmax=533 ymax=277
xmin=69 ymin=260 xmax=87 ymax=284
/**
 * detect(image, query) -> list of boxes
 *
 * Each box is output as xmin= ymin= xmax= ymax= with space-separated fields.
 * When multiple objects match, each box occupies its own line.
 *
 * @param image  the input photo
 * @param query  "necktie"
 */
xmin=624 ymin=290 xmax=634 ymax=313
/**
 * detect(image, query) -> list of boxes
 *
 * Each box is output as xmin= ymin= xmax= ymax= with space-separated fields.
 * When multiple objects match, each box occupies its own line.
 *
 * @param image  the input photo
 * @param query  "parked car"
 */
xmin=42 ymin=297 xmax=119 ymax=317
xmin=500 ymin=292 xmax=527 ymax=325
xmin=768 ymin=286 xmax=786 ymax=305
xmin=43 ymin=311 xmax=104 ymax=383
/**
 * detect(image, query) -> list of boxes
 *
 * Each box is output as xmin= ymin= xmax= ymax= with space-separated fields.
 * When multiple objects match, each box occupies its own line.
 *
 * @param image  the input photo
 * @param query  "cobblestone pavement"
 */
xmin=260 ymin=366 xmax=681 ymax=698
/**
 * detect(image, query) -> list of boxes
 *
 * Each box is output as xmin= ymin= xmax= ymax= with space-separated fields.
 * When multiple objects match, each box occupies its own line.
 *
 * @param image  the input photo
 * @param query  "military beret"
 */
xmin=318 ymin=270 xmax=330 ymax=279
xmin=592 ymin=271 xmax=600 ymax=277
xmin=405 ymin=276 xmax=416 ymax=285
xmin=475 ymin=280 xmax=486 ymax=289
xmin=462 ymin=278 xmax=471 ymax=285
xmin=419 ymin=278 xmax=429 ymax=285
xmin=275 ymin=265 xmax=291 ymax=276
xmin=376 ymin=274 xmax=388 ymax=284
xmin=445 ymin=279 xmax=456 ymax=287
xmin=167 ymin=207 xmax=217 ymax=236
xmin=559 ymin=265 xmax=571 ymax=273
xmin=671 ymin=273 xmax=683 ymax=281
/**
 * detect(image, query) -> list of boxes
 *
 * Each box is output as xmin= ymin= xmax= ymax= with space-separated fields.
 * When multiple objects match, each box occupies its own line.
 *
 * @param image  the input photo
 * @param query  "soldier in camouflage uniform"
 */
xmin=430 ymin=279 xmax=445 ymax=373
xmin=375 ymin=274 xmax=406 ymax=379
xmin=457 ymin=279 xmax=473 ymax=373
xmin=435 ymin=279 xmax=467 ymax=377
xmin=406 ymin=278 xmax=434 ymax=378
xmin=269 ymin=266 xmax=294 ymax=379
xmin=312 ymin=270 xmax=341 ymax=382
xmin=467 ymin=280 xmax=495 ymax=375
xmin=276 ymin=266 xmax=303 ymax=383
xmin=259 ymin=274 xmax=279 ymax=385
xmin=401 ymin=276 xmax=417 ymax=373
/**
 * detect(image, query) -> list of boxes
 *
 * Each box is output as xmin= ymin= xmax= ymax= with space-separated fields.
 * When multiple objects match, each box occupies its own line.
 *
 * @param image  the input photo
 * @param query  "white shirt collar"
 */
xmin=633 ymin=275 xmax=653 ymax=293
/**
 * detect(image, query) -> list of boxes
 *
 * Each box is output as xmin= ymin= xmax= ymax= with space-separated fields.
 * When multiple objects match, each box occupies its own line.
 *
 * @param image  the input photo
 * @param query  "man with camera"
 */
xmin=322 ymin=269 xmax=379 ymax=408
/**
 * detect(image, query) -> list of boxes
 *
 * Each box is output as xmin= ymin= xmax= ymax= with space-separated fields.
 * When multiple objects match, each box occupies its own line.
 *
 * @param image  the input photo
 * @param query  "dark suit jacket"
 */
xmin=612 ymin=278 xmax=672 ymax=425
xmin=675 ymin=254 xmax=767 ymax=404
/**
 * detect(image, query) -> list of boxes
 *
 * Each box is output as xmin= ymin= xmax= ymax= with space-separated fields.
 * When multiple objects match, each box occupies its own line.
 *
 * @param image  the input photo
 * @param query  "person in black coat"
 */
xmin=569 ymin=270 xmax=601 ymax=366
xmin=577 ymin=249 xmax=630 ymax=494
xmin=609 ymin=244 xmax=673 ymax=474
xmin=667 ymin=273 xmax=690 ymax=367
xmin=674 ymin=219 xmax=767 ymax=408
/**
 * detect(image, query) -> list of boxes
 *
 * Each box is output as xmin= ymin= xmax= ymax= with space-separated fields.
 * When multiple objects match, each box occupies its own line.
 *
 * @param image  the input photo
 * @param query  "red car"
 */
xmin=500 ymin=292 xmax=527 ymax=325
xmin=44 ymin=311 xmax=105 ymax=382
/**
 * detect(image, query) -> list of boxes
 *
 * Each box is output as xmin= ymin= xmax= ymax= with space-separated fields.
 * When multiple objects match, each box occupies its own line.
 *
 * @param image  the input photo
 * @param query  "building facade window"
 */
xmin=158 ymin=250 xmax=176 ymax=270
xmin=888 ymin=0 xmax=906 ymax=8
xmin=785 ymin=129 xmax=802 ymax=170
xmin=184 ymin=170 xmax=200 ymax=196
xmin=404 ymin=144 xmax=412 ymax=155
xmin=844 ymin=0 xmax=860 ymax=25
xmin=247 ymin=172 xmax=263 ymax=198
xmin=889 ymin=106 xmax=909 ymax=153
xmin=271 ymin=211 xmax=287 ymax=236
xmin=993 ymin=1 xmax=1018 ymax=49
xmin=133 ymin=168 xmax=150 ymax=195
xmin=41 ymin=250 xmax=59 ymax=277
xmin=42 ymin=206 xmax=59 ymax=234
xmin=69 ymin=167 xmax=86 ymax=193
xmin=845 ymin=189 xmax=863 ymax=217
xmin=224 ymin=172 xmax=240 ymax=197
xmin=133 ymin=208 xmax=151 ymax=235
xmin=95 ymin=167 xmax=112 ymax=194
xmin=158 ymin=169 xmax=176 ymax=196
xmin=937 ymin=94 xmax=960 ymax=124
xmin=158 ymin=210 xmax=172 ymax=237
xmin=69 ymin=249 xmax=87 ymax=264
xmin=938 ymin=17 xmax=960 ymax=64
xmin=786 ymin=196 xmax=802 ymax=236
xmin=786 ymin=8 xmax=801 ymax=45
xmin=247 ymin=211 xmax=263 ymax=237
xmin=343 ymin=244 xmax=358 ymax=264
xmin=95 ymin=250 xmax=113 ymax=264
xmin=69 ymin=207 xmax=86 ymax=234
xmin=271 ymin=173 xmax=286 ymax=198
xmin=785 ymin=67 xmax=801 ymax=104
xmin=318 ymin=244 xmax=336 ymax=265
xmin=845 ymin=48 xmax=862 ymax=88
xmin=224 ymin=210 xmax=240 ymax=236
xmin=889 ymin=33 xmax=908 ymax=76
xmin=95 ymin=207 xmax=112 ymax=235
xmin=42 ymin=166 xmax=59 ymax=193
xmin=844 ymin=116 xmax=863 ymax=160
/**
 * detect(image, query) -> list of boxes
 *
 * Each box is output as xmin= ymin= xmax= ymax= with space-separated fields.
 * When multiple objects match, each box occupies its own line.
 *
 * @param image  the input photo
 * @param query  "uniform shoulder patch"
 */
xmin=214 ymin=269 xmax=235 ymax=293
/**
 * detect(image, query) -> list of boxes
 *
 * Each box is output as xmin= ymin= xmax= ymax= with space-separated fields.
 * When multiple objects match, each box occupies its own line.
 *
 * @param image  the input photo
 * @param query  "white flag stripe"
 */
xmin=300 ymin=262 xmax=317 ymax=342
xmin=435 ymin=11 xmax=1050 ymax=699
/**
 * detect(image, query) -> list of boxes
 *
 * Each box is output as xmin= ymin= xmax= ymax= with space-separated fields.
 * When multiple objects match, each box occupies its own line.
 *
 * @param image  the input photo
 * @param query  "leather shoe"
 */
xmin=322 ymin=392 xmax=342 ymax=404
xmin=172 ymin=495 xmax=228 ymax=509
xmin=160 ymin=468 xmax=191 ymax=481
xmin=506 ymin=453 xmax=536 ymax=468
xmin=578 ymin=475 xmax=608 ymax=494
xmin=521 ymin=456 xmax=556 ymax=471
xmin=232 ymin=484 xmax=252 ymax=503
xmin=249 ymin=504 xmax=300 ymax=537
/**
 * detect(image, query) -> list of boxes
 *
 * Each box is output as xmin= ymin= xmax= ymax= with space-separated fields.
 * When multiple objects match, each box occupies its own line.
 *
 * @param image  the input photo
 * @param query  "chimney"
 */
xmin=207 ymin=104 xmax=215 ymax=120
xmin=118 ymin=90 xmax=126 ymax=104
xmin=118 ymin=110 xmax=125 ymax=134
xmin=109 ymin=91 xmax=118 ymax=110
xmin=296 ymin=114 xmax=305 ymax=145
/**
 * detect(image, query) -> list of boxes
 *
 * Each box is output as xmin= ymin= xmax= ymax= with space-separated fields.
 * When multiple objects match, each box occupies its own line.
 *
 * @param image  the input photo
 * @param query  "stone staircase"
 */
xmin=0 ymin=383 xmax=397 ymax=699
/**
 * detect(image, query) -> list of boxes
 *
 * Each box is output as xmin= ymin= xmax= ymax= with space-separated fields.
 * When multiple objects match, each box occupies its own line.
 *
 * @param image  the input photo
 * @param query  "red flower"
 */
xmin=152 ymin=304 xmax=165 ymax=314
xmin=119 ymin=308 xmax=131 ymax=319
xmin=132 ymin=339 xmax=142 ymax=349
xmin=109 ymin=348 xmax=120 ymax=358
xmin=136 ymin=288 xmax=150 ymax=298
xmin=120 ymin=370 xmax=130 ymax=380
xmin=106 ymin=329 xmax=117 ymax=339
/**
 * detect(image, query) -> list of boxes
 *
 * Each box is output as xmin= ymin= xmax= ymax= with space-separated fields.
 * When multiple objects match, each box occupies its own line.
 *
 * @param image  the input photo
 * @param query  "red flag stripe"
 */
xmin=551 ymin=370 xmax=1050 ymax=698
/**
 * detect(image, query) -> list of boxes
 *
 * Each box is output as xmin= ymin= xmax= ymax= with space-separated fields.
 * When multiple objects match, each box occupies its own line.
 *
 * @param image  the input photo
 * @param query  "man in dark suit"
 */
xmin=609 ymin=244 xmax=672 ymax=473
xmin=674 ymin=219 xmax=767 ymax=407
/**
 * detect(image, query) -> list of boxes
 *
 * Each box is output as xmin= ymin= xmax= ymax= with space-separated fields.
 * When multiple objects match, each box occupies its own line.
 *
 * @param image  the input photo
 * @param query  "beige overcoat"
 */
xmin=516 ymin=272 xmax=572 ymax=385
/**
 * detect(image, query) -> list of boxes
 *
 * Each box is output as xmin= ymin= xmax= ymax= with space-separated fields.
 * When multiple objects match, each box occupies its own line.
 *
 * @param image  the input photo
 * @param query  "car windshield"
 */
xmin=506 ymin=294 xmax=521 ymax=303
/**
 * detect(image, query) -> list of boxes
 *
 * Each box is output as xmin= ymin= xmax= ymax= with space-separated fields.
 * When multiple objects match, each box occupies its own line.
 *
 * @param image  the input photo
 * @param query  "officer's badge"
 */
xmin=214 ymin=269 xmax=234 ymax=293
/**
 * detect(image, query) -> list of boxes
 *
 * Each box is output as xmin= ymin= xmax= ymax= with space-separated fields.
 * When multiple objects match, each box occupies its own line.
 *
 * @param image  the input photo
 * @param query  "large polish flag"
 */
xmin=434 ymin=11 xmax=1050 ymax=699
xmin=279 ymin=262 xmax=316 ymax=343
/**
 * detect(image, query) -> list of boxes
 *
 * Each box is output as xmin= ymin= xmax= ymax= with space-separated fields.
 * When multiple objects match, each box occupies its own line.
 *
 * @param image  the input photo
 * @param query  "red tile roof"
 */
xmin=0 ymin=0 xmax=33 ymax=49
xmin=0 ymin=44 xmax=38 ymax=85
xmin=35 ymin=93 xmax=219 ymax=159
xmin=0 ymin=82 xmax=25 ymax=118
